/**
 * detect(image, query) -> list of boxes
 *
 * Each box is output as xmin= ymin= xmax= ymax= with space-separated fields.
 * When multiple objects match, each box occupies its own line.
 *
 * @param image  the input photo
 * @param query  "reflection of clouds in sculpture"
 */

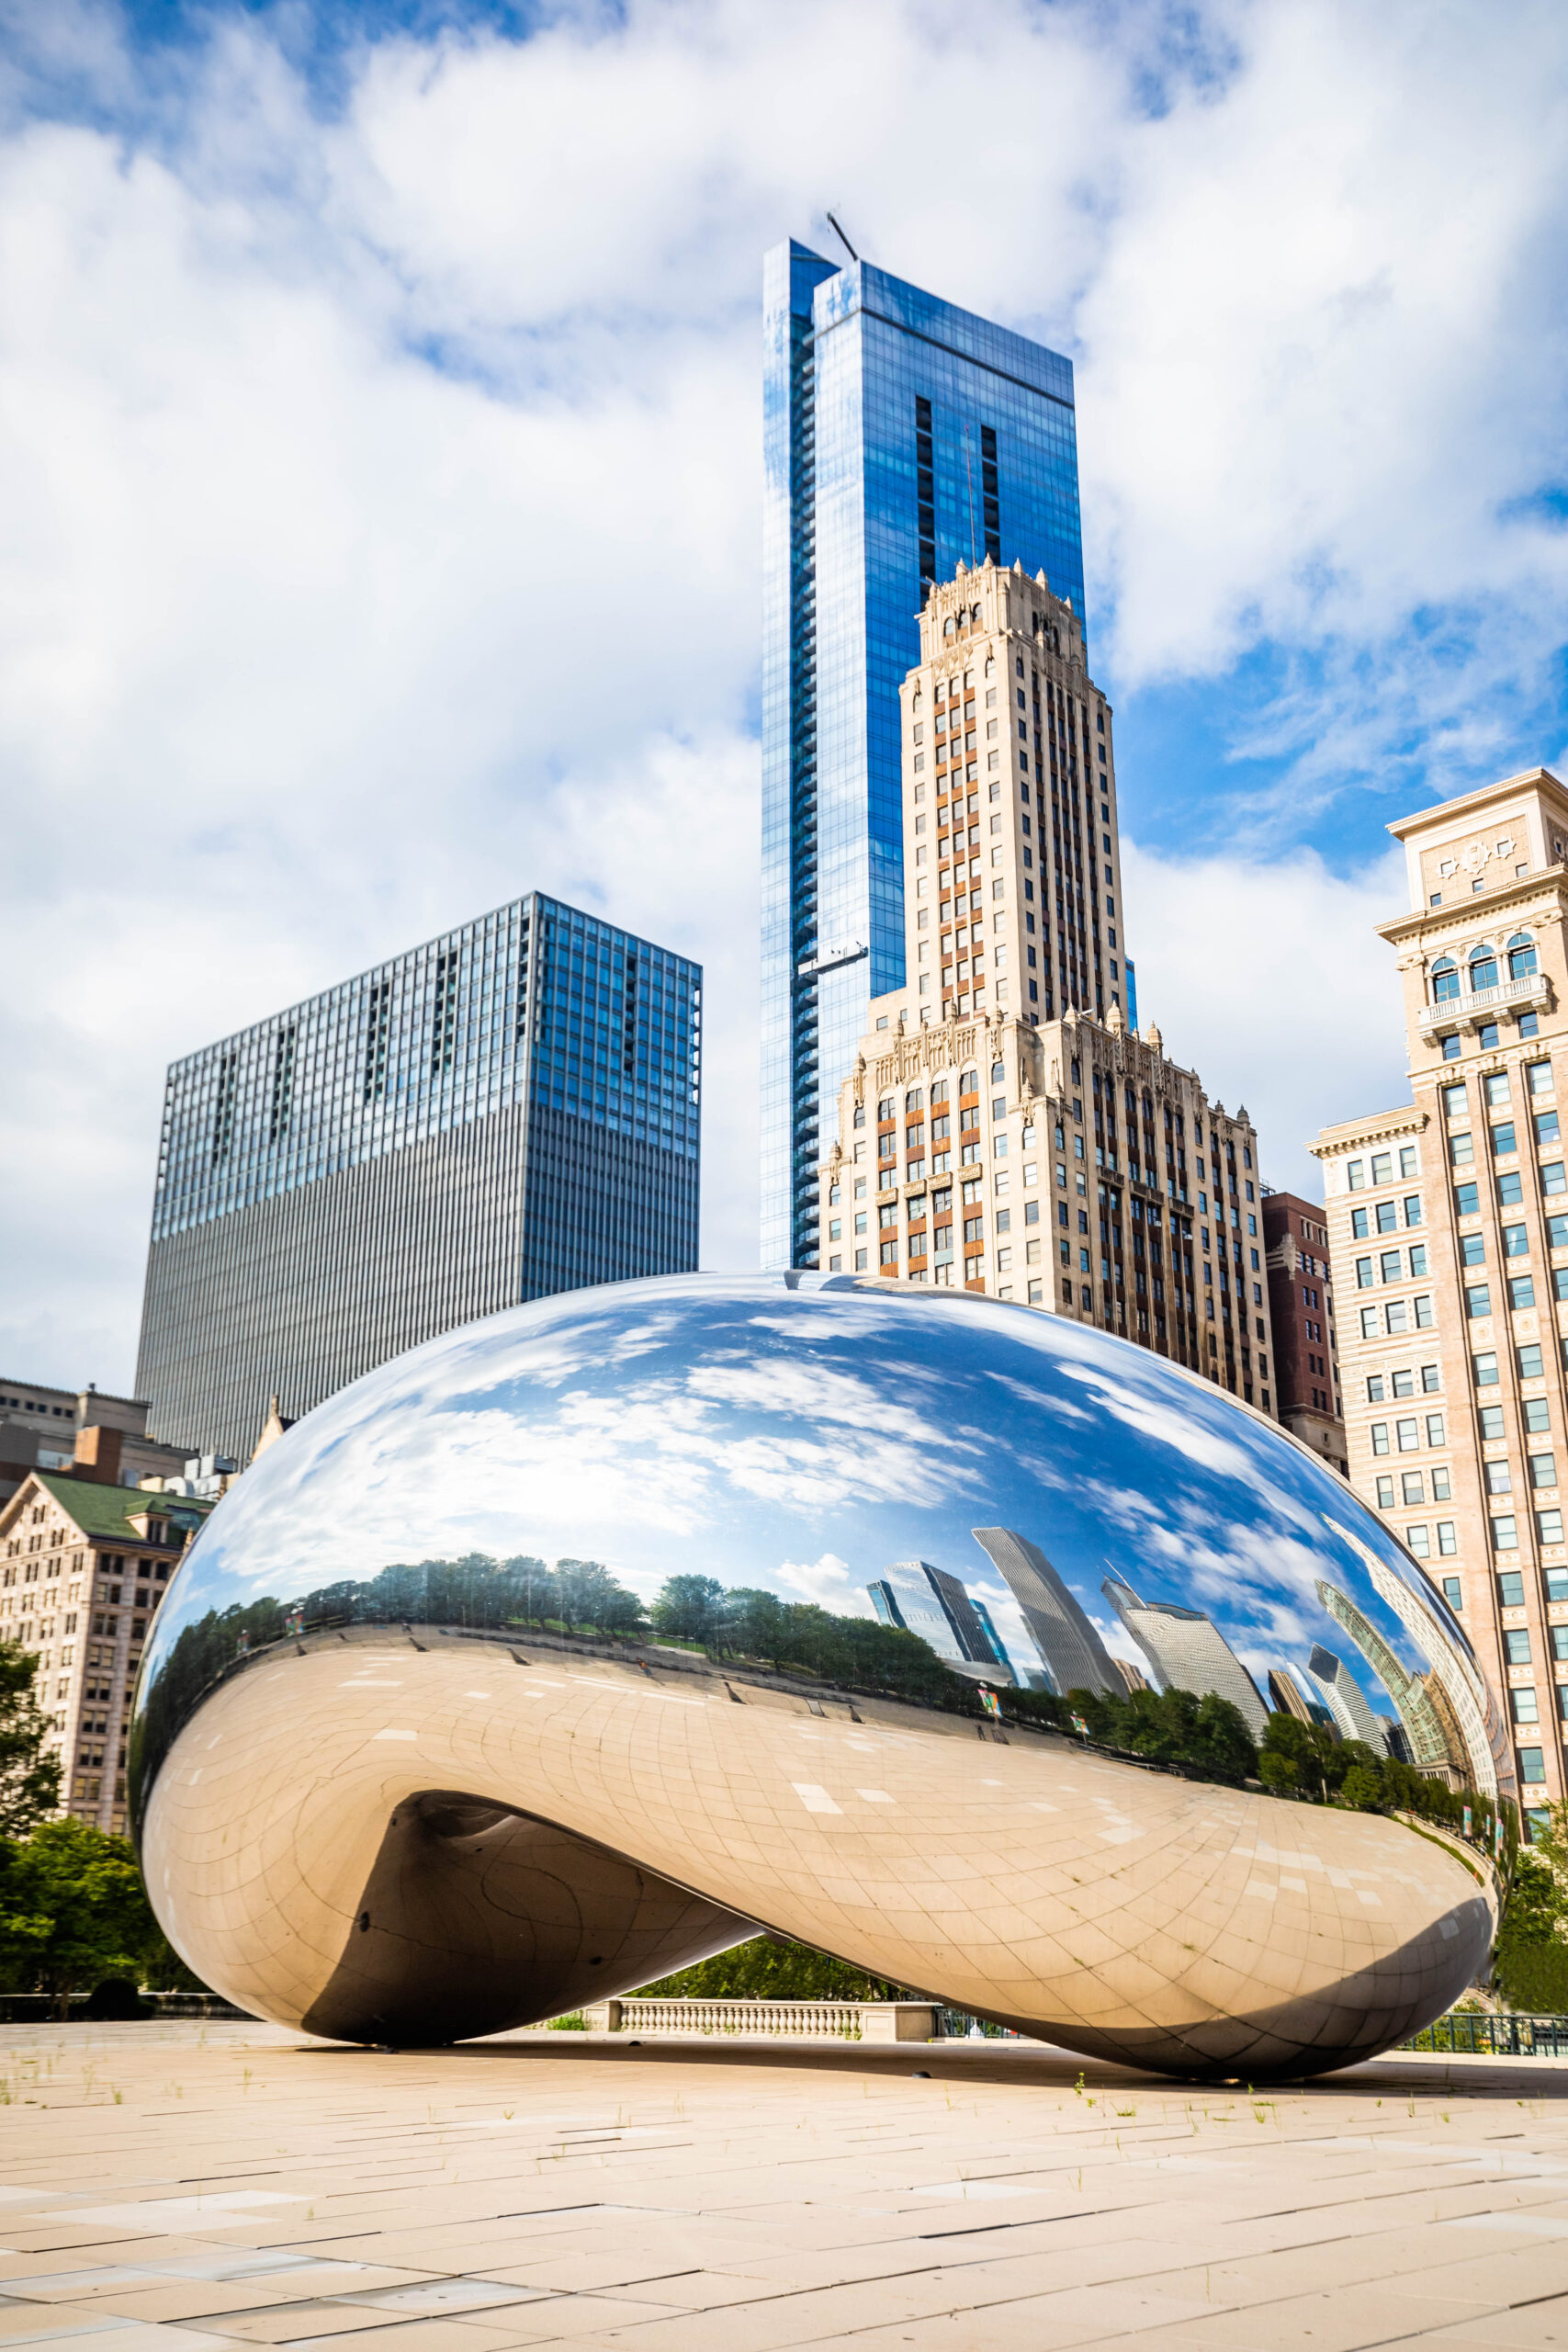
xmin=153 ymin=1275 xmax=1458 ymax=1764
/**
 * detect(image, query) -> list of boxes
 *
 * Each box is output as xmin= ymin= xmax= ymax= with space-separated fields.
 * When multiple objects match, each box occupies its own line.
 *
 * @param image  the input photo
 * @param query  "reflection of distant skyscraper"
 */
xmin=971 ymin=1528 xmax=1121 ymax=1698
xmin=1345 ymin=1536 xmax=1507 ymax=1801
xmin=867 ymin=1559 xmax=1014 ymax=1684
xmin=1305 ymin=1644 xmax=1391 ymax=1753
xmin=969 ymin=1597 xmax=1015 ymax=1679
xmin=1100 ymin=1576 xmax=1269 ymax=1736
xmin=1111 ymin=1656 xmax=1151 ymax=1697
xmin=1314 ymin=1578 xmax=1458 ymax=1777
xmin=1268 ymin=1664 xmax=1337 ymax=1734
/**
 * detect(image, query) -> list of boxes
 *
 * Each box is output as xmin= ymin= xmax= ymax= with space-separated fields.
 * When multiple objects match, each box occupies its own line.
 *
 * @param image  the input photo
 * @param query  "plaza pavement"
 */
xmin=0 ymin=2021 xmax=1565 ymax=2350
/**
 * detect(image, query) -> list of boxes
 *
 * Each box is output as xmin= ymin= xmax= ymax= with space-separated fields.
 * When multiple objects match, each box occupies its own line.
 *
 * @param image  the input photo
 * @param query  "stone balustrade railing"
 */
xmin=580 ymin=1996 xmax=941 ymax=2041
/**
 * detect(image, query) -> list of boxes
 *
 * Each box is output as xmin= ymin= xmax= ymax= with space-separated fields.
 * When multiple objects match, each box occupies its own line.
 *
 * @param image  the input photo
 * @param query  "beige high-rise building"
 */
xmin=817 ymin=561 xmax=1276 ymax=1405
xmin=1312 ymin=768 xmax=1568 ymax=1825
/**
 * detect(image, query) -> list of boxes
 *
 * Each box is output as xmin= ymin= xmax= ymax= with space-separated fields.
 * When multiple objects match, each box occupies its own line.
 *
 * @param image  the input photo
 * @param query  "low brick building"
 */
xmin=1262 ymin=1189 xmax=1348 ymax=1473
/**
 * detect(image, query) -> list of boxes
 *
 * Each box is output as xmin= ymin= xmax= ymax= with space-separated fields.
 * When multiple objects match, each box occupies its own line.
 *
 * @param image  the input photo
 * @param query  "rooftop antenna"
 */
xmin=825 ymin=210 xmax=860 ymax=264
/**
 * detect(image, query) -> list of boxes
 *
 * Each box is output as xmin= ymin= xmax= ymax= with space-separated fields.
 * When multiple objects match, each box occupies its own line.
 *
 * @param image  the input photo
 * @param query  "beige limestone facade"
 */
xmin=816 ymin=562 xmax=1277 ymax=1405
xmin=1312 ymin=767 xmax=1568 ymax=1824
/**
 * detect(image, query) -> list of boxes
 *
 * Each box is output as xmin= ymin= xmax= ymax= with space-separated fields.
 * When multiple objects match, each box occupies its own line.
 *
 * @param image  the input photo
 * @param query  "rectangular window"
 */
xmin=1494 ymin=1515 xmax=1519 ymax=1550
xmin=1537 ymin=1509 xmax=1564 ymax=1545
xmin=1422 ymin=1364 xmax=1441 ymax=1392
xmin=1536 ymin=1110 xmax=1561 ymax=1145
xmin=1461 ymin=1233 xmax=1485 ymax=1266
xmin=1371 ymin=1151 xmax=1393 ymax=1185
xmin=1396 ymin=1419 xmax=1420 ymax=1453
xmin=1455 ymin=1182 xmax=1480 ymax=1216
xmin=1351 ymin=1207 xmax=1371 ymax=1238
xmin=1512 ymin=1688 xmax=1540 ymax=1724
xmin=1356 ymin=1256 xmax=1374 ymax=1289
xmin=1450 ymin=1133 xmax=1474 ymax=1166
xmin=1473 ymin=1351 xmax=1500 ymax=1385
xmin=1431 ymin=1466 xmax=1452 ymax=1499
xmin=1493 ymin=1122 xmax=1517 ymax=1156
xmin=1386 ymin=1300 xmax=1410 ymax=1333
xmin=1438 ymin=1529 xmax=1459 ymax=1561
xmin=1375 ymin=1475 xmax=1395 ymax=1508
xmin=1519 ymin=1342 xmax=1546 ymax=1380
xmin=1550 ymin=1214 xmax=1568 ymax=1250
xmin=1371 ymin=1422 xmax=1391 ymax=1456
xmin=1405 ymin=1524 xmax=1430 ymax=1556
xmin=1426 ymin=1412 xmax=1446 ymax=1447
xmin=1380 ymin=1250 xmax=1401 ymax=1283
xmin=1467 ymin=1283 xmax=1492 ymax=1317
xmin=1526 ymin=1397 xmax=1552 ymax=1432
xmin=1415 ymin=1295 xmax=1434 ymax=1327
xmin=1366 ymin=1374 xmax=1385 ymax=1402
xmin=1401 ymin=1470 xmax=1425 ymax=1504
xmin=1518 ymin=1747 xmax=1547 ymax=1783
xmin=1399 ymin=1145 xmax=1417 ymax=1177
xmin=1480 ymin=1404 xmax=1506 ymax=1439
xmin=1408 ymin=1244 xmax=1429 ymax=1276
xmin=1530 ymin=1452 xmax=1557 ymax=1487
xmin=1528 ymin=1059 xmax=1553 ymax=1095
xmin=1404 ymin=1193 xmax=1423 ymax=1227
xmin=1542 ymin=1161 xmax=1567 ymax=1196
xmin=1441 ymin=1571 xmax=1461 ymax=1603
xmin=1498 ymin=1171 xmax=1525 ymax=1205
xmin=1360 ymin=1306 xmax=1379 ymax=1338
xmin=1441 ymin=1082 xmax=1467 ymax=1116
xmin=1374 ymin=1200 xmax=1398 ymax=1236
xmin=1499 ymin=1568 xmax=1526 ymax=1605
xmin=1503 ymin=1222 xmax=1529 ymax=1256
xmin=1510 ymin=1275 xmax=1537 ymax=1309
xmin=1346 ymin=1159 xmax=1365 ymax=1190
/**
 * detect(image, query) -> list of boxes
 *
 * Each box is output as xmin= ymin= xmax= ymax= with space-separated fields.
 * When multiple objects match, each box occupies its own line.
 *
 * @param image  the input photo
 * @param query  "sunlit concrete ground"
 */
xmin=1 ymin=2022 xmax=1567 ymax=2350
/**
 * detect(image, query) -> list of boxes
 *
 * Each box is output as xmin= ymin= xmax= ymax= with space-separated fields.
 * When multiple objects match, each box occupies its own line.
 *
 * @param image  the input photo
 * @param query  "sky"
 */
xmin=4 ymin=0 xmax=1568 ymax=1397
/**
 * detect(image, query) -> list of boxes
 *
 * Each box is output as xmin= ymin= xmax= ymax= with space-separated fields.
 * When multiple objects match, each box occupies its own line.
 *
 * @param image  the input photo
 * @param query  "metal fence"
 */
xmin=1402 ymin=2009 xmax=1568 ymax=2057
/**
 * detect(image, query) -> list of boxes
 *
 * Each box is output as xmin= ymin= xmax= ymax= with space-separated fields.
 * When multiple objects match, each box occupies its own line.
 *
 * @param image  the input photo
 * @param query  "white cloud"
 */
xmin=1121 ymin=838 xmax=1410 ymax=1200
xmin=2 ymin=0 xmax=1566 ymax=1395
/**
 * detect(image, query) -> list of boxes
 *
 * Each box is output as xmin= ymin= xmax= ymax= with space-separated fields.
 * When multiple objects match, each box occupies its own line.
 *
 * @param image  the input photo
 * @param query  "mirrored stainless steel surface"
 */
xmin=131 ymin=1273 xmax=1499 ymax=2078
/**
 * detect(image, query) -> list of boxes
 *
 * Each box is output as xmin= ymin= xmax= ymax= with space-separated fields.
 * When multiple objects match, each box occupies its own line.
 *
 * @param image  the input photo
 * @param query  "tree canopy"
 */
xmin=0 ymin=1637 xmax=62 ymax=1838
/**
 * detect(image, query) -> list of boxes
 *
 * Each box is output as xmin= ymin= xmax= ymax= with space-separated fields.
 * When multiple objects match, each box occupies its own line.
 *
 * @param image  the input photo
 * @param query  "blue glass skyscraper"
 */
xmin=136 ymin=893 xmax=701 ymax=1460
xmin=761 ymin=239 xmax=1087 ymax=1269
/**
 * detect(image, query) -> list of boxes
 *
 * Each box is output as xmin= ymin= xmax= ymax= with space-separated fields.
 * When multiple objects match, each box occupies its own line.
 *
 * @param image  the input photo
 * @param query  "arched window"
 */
xmin=1508 ymin=932 xmax=1539 ymax=979
xmin=905 ymin=1087 xmax=924 ymax=1112
xmin=877 ymin=1095 xmax=896 ymax=1121
xmin=942 ymin=616 xmax=954 ymax=638
xmin=991 ymin=1059 xmax=1004 ymax=1084
xmin=931 ymin=1076 xmax=949 ymax=1104
xmin=1469 ymin=944 xmax=1498 ymax=992
xmin=960 ymin=1068 xmax=978 ymax=1094
xmin=970 ymin=604 xmax=981 ymax=623
xmin=1430 ymin=957 xmax=1460 ymax=1003
xmin=985 ymin=656 xmax=995 ymax=677
xmin=852 ymin=1102 xmax=865 ymax=1129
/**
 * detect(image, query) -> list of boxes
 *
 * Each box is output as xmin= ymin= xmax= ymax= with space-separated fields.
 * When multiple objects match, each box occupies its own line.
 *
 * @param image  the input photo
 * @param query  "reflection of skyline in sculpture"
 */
xmin=866 ymin=1561 xmax=1015 ymax=1686
xmin=1269 ymin=1663 xmax=1338 ymax=1733
xmin=1101 ymin=1575 xmax=1269 ymax=1737
xmin=971 ymin=1526 xmax=1122 ymax=1697
xmin=1330 ymin=1521 xmax=1510 ymax=1801
xmin=969 ymin=1596 xmax=1016 ymax=1679
xmin=1306 ymin=1643 xmax=1395 ymax=1756
xmin=1315 ymin=1577 xmax=1461 ymax=1781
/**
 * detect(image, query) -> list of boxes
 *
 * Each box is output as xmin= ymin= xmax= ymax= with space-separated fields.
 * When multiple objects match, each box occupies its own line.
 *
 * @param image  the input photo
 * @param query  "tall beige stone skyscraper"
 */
xmin=1313 ymin=768 xmax=1568 ymax=1826
xmin=818 ymin=560 xmax=1276 ymax=1405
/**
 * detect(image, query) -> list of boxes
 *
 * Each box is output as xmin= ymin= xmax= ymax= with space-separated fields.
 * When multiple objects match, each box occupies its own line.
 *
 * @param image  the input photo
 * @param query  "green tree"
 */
xmin=0 ymin=1638 xmax=62 ymax=1838
xmin=0 ymin=1820 xmax=161 ymax=2013
xmin=554 ymin=1559 xmax=644 ymax=1634
xmin=1493 ymin=1849 xmax=1568 ymax=2012
xmin=1339 ymin=1762 xmax=1386 ymax=1812
xmin=650 ymin=1575 xmax=727 ymax=1644
xmin=636 ymin=1935 xmax=914 ymax=2003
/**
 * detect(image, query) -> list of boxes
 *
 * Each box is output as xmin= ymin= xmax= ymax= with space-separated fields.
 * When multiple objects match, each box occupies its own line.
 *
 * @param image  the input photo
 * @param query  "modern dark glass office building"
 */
xmin=761 ymin=238 xmax=1088 ymax=1269
xmin=136 ymin=895 xmax=701 ymax=1461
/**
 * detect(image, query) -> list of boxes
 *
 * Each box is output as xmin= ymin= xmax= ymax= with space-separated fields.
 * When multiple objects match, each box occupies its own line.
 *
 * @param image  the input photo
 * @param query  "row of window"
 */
xmin=1429 ymin=935 xmax=1538 ymax=1001
xmin=1350 ymin=1194 xmax=1423 ymax=1237
xmin=1493 ymin=1511 xmax=1567 ymax=1549
xmin=1346 ymin=1145 xmax=1418 ymax=1190
xmin=1474 ymin=1342 xmax=1555 ymax=1385
xmin=1443 ymin=1063 xmax=1554 ymax=1116
xmin=1468 ymin=1272 xmax=1568 ymax=1316
xmin=1454 ymin=1164 xmax=1566 ymax=1215
xmin=1355 ymin=1245 xmax=1427 ymax=1286
xmin=1502 ymin=1625 xmax=1568 ymax=1665
xmin=1359 ymin=1295 xmax=1435 ymax=1337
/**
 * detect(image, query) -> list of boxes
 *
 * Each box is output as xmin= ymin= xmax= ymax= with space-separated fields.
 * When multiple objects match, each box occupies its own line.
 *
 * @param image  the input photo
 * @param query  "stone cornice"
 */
xmin=1377 ymin=868 xmax=1568 ymax=949
xmin=1309 ymin=1102 xmax=1427 ymax=1159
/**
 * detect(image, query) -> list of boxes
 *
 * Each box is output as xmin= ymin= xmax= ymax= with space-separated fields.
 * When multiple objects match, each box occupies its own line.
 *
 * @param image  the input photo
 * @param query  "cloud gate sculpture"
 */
xmin=131 ymin=1273 xmax=1502 ymax=2080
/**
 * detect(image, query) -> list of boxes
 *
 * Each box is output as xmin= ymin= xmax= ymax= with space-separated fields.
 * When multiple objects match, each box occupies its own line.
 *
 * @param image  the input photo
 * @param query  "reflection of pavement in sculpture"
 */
xmin=131 ymin=1273 xmax=1504 ymax=2082
xmin=142 ymin=1634 xmax=1492 ymax=2078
